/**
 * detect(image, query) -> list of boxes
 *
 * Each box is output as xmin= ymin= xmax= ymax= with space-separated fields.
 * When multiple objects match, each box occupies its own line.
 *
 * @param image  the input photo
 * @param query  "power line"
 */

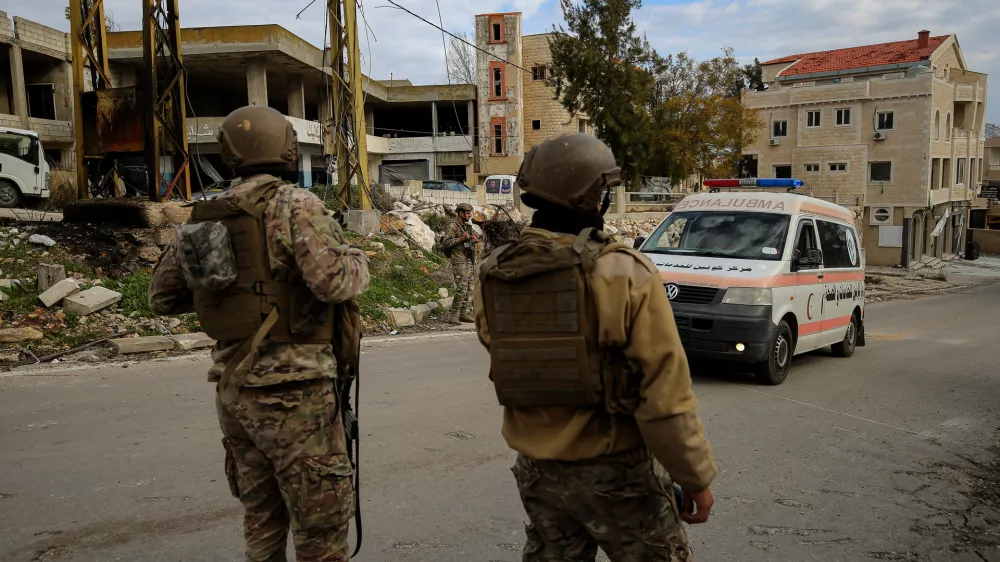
xmin=377 ymin=0 xmax=533 ymax=75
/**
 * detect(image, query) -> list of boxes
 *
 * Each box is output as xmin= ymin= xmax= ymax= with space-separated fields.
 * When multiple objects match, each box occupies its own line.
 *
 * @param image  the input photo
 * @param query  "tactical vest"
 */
xmin=478 ymin=228 xmax=632 ymax=409
xmin=185 ymin=178 xmax=335 ymax=345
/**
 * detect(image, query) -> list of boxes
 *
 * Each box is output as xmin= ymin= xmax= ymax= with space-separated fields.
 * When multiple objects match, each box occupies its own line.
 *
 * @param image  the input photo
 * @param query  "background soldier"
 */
xmin=439 ymin=202 xmax=478 ymax=324
xmin=149 ymin=105 xmax=370 ymax=562
xmin=474 ymin=133 xmax=717 ymax=561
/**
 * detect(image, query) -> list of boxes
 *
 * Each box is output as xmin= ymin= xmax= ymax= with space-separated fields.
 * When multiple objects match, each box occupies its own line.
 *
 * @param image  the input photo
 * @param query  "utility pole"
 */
xmin=68 ymin=0 xmax=113 ymax=200
xmin=142 ymin=0 xmax=190 ymax=202
xmin=327 ymin=0 xmax=371 ymax=210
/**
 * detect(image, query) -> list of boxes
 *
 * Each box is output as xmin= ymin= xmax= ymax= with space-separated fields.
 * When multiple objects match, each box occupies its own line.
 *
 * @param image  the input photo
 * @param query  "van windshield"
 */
xmin=0 ymin=132 xmax=38 ymax=165
xmin=640 ymin=211 xmax=791 ymax=261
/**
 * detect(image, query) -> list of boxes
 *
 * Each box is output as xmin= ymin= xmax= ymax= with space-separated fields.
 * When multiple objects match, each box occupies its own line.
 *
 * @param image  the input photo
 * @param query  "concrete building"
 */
xmin=473 ymin=12 xmax=593 ymax=184
xmin=743 ymin=31 xmax=988 ymax=267
xmin=0 ymin=11 xmax=75 ymax=169
xmin=105 ymin=24 xmax=477 ymax=190
xmin=977 ymin=135 xmax=1000 ymax=230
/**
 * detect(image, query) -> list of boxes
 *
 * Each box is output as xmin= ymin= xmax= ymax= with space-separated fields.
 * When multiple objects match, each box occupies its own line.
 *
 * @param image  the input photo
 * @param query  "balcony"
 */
xmin=956 ymin=84 xmax=975 ymax=102
xmin=28 ymin=117 xmax=73 ymax=144
xmin=366 ymin=134 xmax=474 ymax=155
xmin=186 ymin=116 xmax=324 ymax=147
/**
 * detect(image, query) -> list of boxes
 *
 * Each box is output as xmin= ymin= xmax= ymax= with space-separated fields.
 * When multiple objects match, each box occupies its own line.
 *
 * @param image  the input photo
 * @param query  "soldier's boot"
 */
xmin=459 ymin=313 xmax=475 ymax=323
xmin=444 ymin=312 xmax=462 ymax=325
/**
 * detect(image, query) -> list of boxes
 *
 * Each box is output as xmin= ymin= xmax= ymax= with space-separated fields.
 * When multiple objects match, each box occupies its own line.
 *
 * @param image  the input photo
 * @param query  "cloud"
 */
xmin=636 ymin=0 xmax=999 ymax=122
xmin=3 ymin=0 xmax=996 ymax=122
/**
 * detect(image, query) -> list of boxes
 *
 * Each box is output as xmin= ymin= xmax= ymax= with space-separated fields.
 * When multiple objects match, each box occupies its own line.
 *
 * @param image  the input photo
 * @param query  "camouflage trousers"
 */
xmin=511 ymin=450 xmax=693 ymax=562
xmin=217 ymin=378 xmax=355 ymax=562
xmin=449 ymin=257 xmax=474 ymax=320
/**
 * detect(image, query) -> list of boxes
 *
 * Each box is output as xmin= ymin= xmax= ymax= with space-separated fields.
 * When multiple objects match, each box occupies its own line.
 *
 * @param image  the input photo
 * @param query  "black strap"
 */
xmin=350 ymin=332 xmax=362 ymax=558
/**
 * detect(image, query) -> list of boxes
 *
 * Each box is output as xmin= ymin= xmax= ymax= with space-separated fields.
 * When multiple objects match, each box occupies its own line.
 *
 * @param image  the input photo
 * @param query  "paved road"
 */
xmin=2 ymin=285 xmax=999 ymax=562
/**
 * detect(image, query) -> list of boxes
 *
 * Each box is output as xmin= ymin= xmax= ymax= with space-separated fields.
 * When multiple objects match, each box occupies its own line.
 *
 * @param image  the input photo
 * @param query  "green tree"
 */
xmin=547 ymin=0 xmax=659 ymax=186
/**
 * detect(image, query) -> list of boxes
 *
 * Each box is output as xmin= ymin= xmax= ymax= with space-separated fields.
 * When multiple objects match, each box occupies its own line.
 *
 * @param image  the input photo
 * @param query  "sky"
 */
xmin=7 ymin=0 xmax=1000 ymax=123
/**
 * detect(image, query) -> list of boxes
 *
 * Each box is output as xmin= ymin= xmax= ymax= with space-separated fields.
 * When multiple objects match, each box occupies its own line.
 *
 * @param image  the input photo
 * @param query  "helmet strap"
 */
xmin=599 ymin=186 xmax=612 ymax=216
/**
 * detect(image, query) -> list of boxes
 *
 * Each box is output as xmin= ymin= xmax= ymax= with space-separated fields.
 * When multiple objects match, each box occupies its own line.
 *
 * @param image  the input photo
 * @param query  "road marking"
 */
xmin=736 ymin=386 xmax=961 ymax=446
xmin=865 ymin=333 xmax=909 ymax=340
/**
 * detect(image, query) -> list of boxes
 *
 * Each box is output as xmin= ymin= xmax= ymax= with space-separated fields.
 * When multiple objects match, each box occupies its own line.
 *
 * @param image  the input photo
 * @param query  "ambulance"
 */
xmin=635 ymin=178 xmax=866 ymax=385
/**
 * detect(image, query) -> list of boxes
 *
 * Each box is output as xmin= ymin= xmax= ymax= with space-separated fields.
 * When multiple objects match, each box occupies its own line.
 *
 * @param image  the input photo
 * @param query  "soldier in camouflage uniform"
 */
xmin=149 ymin=105 xmax=370 ymax=562
xmin=474 ymin=133 xmax=717 ymax=561
xmin=439 ymin=202 xmax=478 ymax=324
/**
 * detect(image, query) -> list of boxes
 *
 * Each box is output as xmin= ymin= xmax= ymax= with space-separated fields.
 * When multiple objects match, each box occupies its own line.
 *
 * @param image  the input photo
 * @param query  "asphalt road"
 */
xmin=2 ymin=285 xmax=999 ymax=562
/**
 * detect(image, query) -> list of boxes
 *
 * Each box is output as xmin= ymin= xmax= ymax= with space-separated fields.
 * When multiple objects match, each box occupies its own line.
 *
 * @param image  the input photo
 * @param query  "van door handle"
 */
xmin=817 ymin=273 xmax=825 ymax=280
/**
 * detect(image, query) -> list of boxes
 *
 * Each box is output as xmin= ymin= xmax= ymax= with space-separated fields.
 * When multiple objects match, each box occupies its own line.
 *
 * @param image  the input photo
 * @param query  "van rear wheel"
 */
xmin=831 ymin=313 xmax=858 ymax=358
xmin=0 ymin=180 xmax=21 ymax=208
xmin=754 ymin=321 xmax=793 ymax=385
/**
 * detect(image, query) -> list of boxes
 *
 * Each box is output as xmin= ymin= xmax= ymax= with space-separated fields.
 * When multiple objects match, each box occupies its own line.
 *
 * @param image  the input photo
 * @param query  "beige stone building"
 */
xmin=743 ymin=31 xmax=988 ymax=266
xmin=474 ymin=13 xmax=592 ymax=184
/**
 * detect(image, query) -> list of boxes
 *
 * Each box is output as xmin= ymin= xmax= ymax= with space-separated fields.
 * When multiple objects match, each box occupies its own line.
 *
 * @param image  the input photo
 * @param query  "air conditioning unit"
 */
xmin=769 ymin=138 xmax=781 ymax=146
xmin=870 ymin=206 xmax=895 ymax=226
xmin=873 ymin=131 xmax=888 ymax=141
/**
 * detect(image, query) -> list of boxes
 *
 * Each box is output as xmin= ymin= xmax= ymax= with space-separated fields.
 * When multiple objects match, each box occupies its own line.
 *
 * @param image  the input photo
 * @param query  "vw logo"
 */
xmin=666 ymin=283 xmax=680 ymax=301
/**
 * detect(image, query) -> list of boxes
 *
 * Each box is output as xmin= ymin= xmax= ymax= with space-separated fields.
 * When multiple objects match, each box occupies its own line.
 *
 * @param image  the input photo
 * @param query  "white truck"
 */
xmin=0 ymin=127 xmax=50 ymax=208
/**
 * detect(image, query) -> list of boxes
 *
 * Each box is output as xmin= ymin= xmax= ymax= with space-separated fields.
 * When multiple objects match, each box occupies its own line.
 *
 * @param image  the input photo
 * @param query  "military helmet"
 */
xmin=516 ymin=132 xmax=621 ymax=212
xmin=218 ymin=105 xmax=298 ymax=170
xmin=456 ymin=203 xmax=473 ymax=212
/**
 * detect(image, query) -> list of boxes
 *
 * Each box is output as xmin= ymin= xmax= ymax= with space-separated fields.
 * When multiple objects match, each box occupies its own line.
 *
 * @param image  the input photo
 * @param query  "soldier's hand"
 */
xmin=681 ymin=487 xmax=714 ymax=524
xmin=461 ymin=232 xmax=470 ymax=241
xmin=471 ymin=235 xmax=479 ymax=243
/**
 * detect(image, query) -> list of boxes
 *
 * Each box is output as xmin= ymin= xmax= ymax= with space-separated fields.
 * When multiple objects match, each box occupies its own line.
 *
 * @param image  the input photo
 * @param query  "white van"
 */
xmin=0 ymin=127 xmax=50 ymax=208
xmin=635 ymin=183 xmax=866 ymax=385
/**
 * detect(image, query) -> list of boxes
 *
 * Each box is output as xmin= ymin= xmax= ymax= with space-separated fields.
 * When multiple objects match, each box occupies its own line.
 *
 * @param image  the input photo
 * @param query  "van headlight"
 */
xmin=722 ymin=287 xmax=772 ymax=306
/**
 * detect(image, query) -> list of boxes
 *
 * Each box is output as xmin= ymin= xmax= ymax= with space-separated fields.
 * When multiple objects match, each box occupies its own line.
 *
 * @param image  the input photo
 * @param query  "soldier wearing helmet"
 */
xmin=149 ymin=105 xmax=370 ymax=562
xmin=438 ymin=201 xmax=479 ymax=324
xmin=473 ymin=133 xmax=717 ymax=561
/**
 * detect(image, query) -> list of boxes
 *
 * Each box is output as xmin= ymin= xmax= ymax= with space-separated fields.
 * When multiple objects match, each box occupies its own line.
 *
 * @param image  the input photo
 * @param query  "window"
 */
xmin=772 ymin=120 xmax=787 ymax=138
xmin=531 ymin=66 xmax=546 ymax=81
xmin=956 ymin=158 xmax=965 ymax=184
xmin=26 ymin=84 xmax=56 ymax=120
xmin=946 ymin=113 xmax=951 ymax=140
xmin=806 ymin=110 xmax=821 ymax=128
xmin=934 ymin=110 xmax=940 ymax=140
xmin=816 ymin=220 xmax=859 ymax=268
xmin=869 ymin=161 xmax=892 ymax=182
xmin=794 ymin=220 xmax=820 ymax=268
xmin=531 ymin=120 xmax=541 ymax=130
xmin=877 ymin=111 xmax=894 ymax=130
xmin=489 ymin=62 xmax=505 ymax=100
xmin=639 ymin=211 xmax=791 ymax=261
xmin=836 ymin=108 xmax=851 ymax=126
xmin=578 ymin=120 xmax=586 ymax=133
xmin=488 ymin=15 xmax=505 ymax=43
xmin=0 ymin=132 xmax=39 ymax=165
xmin=829 ymin=162 xmax=847 ymax=172
xmin=774 ymin=165 xmax=792 ymax=178
xmin=490 ymin=117 xmax=505 ymax=155
xmin=805 ymin=163 xmax=820 ymax=172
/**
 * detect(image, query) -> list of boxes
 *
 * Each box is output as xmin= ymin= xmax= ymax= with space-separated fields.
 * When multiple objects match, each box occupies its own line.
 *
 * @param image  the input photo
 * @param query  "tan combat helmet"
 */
xmin=218 ymin=105 xmax=298 ymax=170
xmin=456 ymin=203 xmax=473 ymax=212
xmin=516 ymin=132 xmax=622 ymax=212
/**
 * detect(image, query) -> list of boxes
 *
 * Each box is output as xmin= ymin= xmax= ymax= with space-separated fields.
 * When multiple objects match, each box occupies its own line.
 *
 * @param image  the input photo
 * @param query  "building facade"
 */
xmin=743 ymin=31 xmax=988 ymax=267
xmin=0 ymin=11 xmax=75 ymax=169
xmin=474 ymin=13 xmax=592 ymax=184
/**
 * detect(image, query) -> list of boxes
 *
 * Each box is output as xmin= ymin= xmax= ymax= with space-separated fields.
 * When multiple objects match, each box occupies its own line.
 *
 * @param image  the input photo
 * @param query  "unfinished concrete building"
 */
xmin=0 ymin=11 xmax=75 ymax=169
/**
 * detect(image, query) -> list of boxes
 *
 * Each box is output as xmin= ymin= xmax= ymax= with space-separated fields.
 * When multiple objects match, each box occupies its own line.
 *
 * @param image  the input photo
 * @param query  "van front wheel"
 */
xmin=754 ymin=321 xmax=793 ymax=385
xmin=0 ymin=180 xmax=21 ymax=208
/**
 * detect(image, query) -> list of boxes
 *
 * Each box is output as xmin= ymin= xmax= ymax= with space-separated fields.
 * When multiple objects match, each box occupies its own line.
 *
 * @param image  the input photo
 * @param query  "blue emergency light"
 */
xmin=703 ymin=178 xmax=804 ymax=189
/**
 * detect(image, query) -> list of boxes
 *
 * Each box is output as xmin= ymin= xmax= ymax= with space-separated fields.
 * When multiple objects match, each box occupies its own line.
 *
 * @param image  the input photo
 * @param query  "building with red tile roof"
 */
xmin=740 ymin=31 xmax=988 ymax=267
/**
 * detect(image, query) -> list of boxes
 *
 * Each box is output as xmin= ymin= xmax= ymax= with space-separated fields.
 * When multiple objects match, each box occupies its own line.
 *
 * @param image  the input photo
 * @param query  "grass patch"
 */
xmin=101 ymin=270 xmax=154 ymax=317
xmin=347 ymin=234 xmax=449 ymax=322
xmin=423 ymin=212 xmax=451 ymax=233
xmin=1 ymin=283 xmax=40 ymax=314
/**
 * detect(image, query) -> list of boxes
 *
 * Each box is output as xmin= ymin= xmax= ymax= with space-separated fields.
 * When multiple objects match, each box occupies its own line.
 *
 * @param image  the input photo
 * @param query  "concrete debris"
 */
xmin=0 ymin=290 xmax=7 ymax=302
xmin=439 ymin=296 xmax=454 ymax=311
xmin=169 ymin=333 xmax=216 ymax=351
xmin=410 ymin=304 xmax=432 ymax=323
xmin=0 ymin=279 xmax=18 ymax=289
xmin=0 ymin=351 xmax=20 ymax=362
xmin=438 ymin=287 xmax=449 ymax=298
xmin=389 ymin=211 xmax=436 ymax=252
xmin=36 ymin=263 xmax=67 ymax=292
xmin=153 ymin=228 xmax=177 ymax=247
xmin=109 ymin=336 xmax=175 ymax=355
xmin=0 ymin=327 xmax=44 ymax=343
xmin=63 ymin=286 xmax=123 ymax=315
xmin=165 ymin=317 xmax=183 ymax=330
xmin=386 ymin=308 xmax=416 ymax=328
xmin=38 ymin=278 xmax=81 ymax=308
xmin=28 ymin=234 xmax=56 ymax=247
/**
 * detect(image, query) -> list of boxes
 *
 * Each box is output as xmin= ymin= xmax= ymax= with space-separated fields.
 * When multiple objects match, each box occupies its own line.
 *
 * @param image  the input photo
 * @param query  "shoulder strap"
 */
xmin=478 ymin=243 xmax=513 ymax=282
xmin=573 ymin=227 xmax=613 ymax=273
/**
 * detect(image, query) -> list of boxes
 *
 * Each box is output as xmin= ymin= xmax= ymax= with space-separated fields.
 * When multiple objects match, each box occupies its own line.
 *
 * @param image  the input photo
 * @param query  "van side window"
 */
xmin=816 ymin=220 xmax=859 ymax=268
xmin=795 ymin=220 xmax=819 ymax=269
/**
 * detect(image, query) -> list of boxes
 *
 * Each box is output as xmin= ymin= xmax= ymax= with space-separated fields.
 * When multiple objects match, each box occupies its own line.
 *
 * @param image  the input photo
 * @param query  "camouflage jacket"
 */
xmin=440 ymin=218 xmax=475 ymax=263
xmin=148 ymin=176 xmax=371 ymax=387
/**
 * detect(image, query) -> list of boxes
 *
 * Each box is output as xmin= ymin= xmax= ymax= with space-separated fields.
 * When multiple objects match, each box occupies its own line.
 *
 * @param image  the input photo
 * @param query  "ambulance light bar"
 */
xmin=702 ymin=178 xmax=804 ymax=189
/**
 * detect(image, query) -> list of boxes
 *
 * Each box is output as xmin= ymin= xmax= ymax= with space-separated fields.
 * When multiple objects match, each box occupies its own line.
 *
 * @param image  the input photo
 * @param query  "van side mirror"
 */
xmin=633 ymin=236 xmax=646 ymax=250
xmin=797 ymin=248 xmax=823 ymax=267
